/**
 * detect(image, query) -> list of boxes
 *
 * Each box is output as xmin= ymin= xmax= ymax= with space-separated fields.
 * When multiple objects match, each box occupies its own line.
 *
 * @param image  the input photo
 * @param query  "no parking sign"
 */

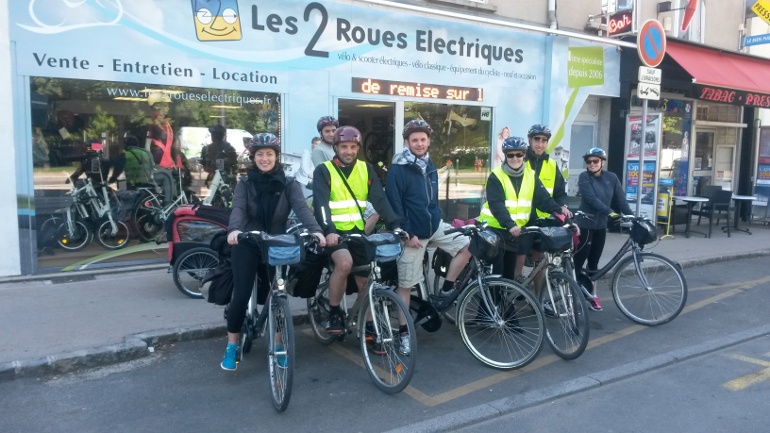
xmin=637 ymin=20 xmax=667 ymax=68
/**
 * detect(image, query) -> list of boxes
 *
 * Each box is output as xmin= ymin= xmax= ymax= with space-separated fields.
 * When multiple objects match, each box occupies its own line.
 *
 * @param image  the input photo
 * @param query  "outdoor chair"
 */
xmin=692 ymin=187 xmax=732 ymax=238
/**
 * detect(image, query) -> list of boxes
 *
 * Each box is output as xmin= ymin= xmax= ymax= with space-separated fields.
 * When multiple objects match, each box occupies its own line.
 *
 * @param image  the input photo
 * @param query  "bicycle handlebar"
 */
xmin=238 ymin=229 xmax=319 ymax=247
xmin=444 ymin=223 xmax=484 ymax=236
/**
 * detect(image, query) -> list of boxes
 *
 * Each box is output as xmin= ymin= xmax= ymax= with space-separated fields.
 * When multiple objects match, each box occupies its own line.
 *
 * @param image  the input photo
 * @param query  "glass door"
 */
xmin=337 ymin=99 xmax=396 ymax=184
xmin=693 ymin=131 xmax=714 ymax=196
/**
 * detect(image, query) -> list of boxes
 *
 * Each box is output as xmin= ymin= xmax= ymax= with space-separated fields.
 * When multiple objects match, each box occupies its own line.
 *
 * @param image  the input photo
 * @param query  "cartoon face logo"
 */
xmin=192 ymin=0 xmax=242 ymax=41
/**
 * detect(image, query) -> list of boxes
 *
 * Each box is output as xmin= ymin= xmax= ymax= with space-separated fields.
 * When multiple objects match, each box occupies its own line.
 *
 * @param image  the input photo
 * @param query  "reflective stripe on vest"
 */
xmin=323 ymin=160 xmax=369 ymax=231
xmin=478 ymin=166 xmax=535 ymax=229
xmin=528 ymin=158 xmax=557 ymax=218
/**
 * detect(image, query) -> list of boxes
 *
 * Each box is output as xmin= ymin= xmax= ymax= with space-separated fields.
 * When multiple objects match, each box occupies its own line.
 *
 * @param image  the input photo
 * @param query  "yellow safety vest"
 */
xmin=479 ymin=167 xmax=535 ymax=229
xmin=323 ymin=160 xmax=369 ymax=231
xmin=527 ymin=158 xmax=557 ymax=218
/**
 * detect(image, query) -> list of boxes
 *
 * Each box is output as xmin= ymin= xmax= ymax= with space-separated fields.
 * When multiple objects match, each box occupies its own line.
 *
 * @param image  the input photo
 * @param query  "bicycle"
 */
xmin=49 ymin=173 xmax=131 ymax=251
xmin=234 ymin=229 xmax=318 ymax=412
xmin=306 ymin=230 xmax=418 ymax=394
xmin=410 ymin=222 xmax=546 ymax=370
xmin=571 ymin=212 xmax=688 ymax=326
xmin=517 ymin=219 xmax=590 ymax=360
xmin=202 ymin=160 xmax=235 ymax=209
xmin=132 ymin=168 xmax=191 ymax=242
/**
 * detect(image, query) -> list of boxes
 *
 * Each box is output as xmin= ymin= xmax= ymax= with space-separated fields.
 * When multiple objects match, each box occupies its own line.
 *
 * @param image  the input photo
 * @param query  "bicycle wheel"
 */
xmin=539 ymin=271 xmax=590 ymax=360
xmin=307 ymin=268 xmax=336 ymax=345
xmin=56 ymin=220 xmax=91 ymax=251
xmin=95 ymin=219 xmax=131 ymax=249
xmin=457 ymin=278 xmax=544 ymax=370
xmin=359 ymin=287 xmax=416 ymax=394
xmin=611 ymin=253 xmax=687 ymax=326
xmin=172 ymin=247 xmax=218 ymax=299
xmin=132 ymin=193 xmax=162 ymax=243
xmin=268 ymin=295 xmax=294 ymax=412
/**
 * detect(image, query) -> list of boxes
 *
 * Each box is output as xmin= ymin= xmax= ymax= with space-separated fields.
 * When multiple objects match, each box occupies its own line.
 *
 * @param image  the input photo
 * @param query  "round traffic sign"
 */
xmin=637 ymin=20 xmax=667 ymax=68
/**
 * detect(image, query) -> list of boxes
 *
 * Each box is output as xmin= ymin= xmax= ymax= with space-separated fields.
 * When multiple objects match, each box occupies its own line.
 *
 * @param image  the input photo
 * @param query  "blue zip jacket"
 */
xmin=386 ymin=158 xmax=442 ymax=239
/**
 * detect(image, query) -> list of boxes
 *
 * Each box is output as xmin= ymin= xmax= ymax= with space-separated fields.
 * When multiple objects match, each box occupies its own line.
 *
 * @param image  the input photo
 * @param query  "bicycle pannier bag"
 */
xmin=631 ymin=219 xmax=657 ymax=245
xmin=469 ymin=229 xmax=501 ymax=262
xmin=260 ymin=233 xmax=304 ymax=266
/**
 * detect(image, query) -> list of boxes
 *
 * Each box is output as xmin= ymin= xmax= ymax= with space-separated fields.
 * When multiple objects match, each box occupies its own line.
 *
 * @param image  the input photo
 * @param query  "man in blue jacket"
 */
xmin=386 ymin=120 xmax=472 ymax=316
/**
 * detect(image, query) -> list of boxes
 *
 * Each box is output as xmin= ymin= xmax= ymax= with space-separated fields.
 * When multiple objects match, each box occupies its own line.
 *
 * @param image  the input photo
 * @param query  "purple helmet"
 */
xmin=317 ymin=116 xmax=339 ymax=132
xmin=332 ymin=126 xmax=361 ymax=145
xmin=402 ymin=120 xmax=432 ymax=140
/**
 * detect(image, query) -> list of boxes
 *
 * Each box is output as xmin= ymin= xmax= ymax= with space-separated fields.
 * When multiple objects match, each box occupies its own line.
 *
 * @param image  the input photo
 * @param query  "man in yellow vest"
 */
xmin=312 ymin=126 xmax=401 ymax=337
xmin=479 ymin=137 xmax=563 ymax=282
xmin=525 ymin=124 xmax=572 ymax=290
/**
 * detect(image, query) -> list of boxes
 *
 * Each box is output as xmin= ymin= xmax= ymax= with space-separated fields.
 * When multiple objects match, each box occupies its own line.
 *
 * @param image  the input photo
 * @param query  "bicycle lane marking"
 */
xmin=313 ymin=275 xmax=770 ymax=407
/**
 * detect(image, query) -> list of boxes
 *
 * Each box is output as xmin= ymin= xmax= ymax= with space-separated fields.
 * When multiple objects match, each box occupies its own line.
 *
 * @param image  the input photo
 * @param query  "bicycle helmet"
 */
xmin=583 ymin=148 xmax=607 ymax=161
xmin=316 ymin=116 xmax=339 ymax=132
xmin=333 ymin=126 xmax=362 ymax=145
xmin=527 ymin=124 xmax=552 ymax=139
xmin=501 ymin=137 xmax=528 ymax=152
xmin=248 ymin=133 xmax=281 ymax=155
xmin=402 ymin=120 xmax=433 ymax=140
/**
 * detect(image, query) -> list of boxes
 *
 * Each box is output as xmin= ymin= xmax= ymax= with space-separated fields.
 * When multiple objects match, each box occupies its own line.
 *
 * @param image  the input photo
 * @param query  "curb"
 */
xmin=0 ymin=263 xmax=168 ymax=285
xmin=384 ymin=323 xmax=770 ymax=433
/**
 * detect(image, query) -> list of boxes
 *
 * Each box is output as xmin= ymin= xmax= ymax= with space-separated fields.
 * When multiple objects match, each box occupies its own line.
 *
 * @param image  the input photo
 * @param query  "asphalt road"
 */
xmin=2 ymin=256 xmax=770 ymax=433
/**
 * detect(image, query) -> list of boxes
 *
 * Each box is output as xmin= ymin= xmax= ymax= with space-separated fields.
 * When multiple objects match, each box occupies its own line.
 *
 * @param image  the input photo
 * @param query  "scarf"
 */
xmin=393 ymin=147 xmax=430 ymax=175
xmin=247 ymin=167 xmax=285 ymax=233
xmin=501 ymin=161 xmax=525 ymax=178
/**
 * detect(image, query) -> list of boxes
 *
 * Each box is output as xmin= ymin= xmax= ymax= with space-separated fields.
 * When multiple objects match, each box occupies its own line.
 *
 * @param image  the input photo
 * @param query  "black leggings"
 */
xmin=573 ymin=228 xmax=607 ymax=273
xmin=227 ymin=239 xmax=274 ymax=334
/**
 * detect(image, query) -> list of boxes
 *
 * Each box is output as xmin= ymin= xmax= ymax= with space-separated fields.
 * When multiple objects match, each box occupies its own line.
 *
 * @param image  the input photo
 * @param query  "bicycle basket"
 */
xmin=469 ymin=229 xmax=501 ymax=262
xmin=259 ymin=233 xmax=304 ymax=266
xmin=631 ymin=219 xmax=657 ymax=245
xmin=538 ymin=227 xmax=573 ymax=253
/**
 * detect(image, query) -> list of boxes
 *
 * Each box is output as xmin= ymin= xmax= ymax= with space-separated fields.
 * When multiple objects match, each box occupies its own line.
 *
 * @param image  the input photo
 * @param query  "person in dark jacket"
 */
xmin=201 ymin=124 xmax=237 ymax=185
xmin=386 ymin=120 xmax=472 ymax=309
xmin=479 ymin=137 xmax=562 ymax=283
xmin=575 ymin=148 xmax=633 ymax=311
xmin=220 ymin=133 xmax=325 ymax=371
xmin=312 ymin=126 xmax=401 ymax=340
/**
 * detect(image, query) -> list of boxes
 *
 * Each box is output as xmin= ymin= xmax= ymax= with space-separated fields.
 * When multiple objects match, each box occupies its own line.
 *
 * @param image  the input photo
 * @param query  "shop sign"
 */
xmin=567 ymin=46 xmax=604 ymax=88
xmin=751 ymin=0 xmax=770 ymax=27
xmin=758 ymin=164 xmax=770 ymax=185
xmin=607 ymin=9 xmax=634 ymax=37
xmin=693 ymin=84 xmax=770 ymax=108
xmin=626 ymin=114 xmax=661 ymax=159
xmin=626 ymin=161 xmax=657 ymax=204
xmin=480 ymin=107 xmax=492 ymax=121
xmin=352 ymin=77 xmax=482 ymax=101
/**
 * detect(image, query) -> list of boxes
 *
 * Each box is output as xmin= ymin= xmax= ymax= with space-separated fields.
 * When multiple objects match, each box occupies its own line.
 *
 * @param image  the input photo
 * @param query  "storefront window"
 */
xmin=30 ymin=77 xmax=280 ymax=271
xmin=404 ymin=102 xmax=492 ymax=221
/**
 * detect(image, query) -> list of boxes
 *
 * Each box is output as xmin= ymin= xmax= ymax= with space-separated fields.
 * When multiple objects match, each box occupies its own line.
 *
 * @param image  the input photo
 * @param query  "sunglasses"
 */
xmin=586 ymin=158 xmax=602 ymax=165
xmin=531 ymin=136 xmax=549 ymax=143
xmin=506 ymin=153 xmax=525 ymax=159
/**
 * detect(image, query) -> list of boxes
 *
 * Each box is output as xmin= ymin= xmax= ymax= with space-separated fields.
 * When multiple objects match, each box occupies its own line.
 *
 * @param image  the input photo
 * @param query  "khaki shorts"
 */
xmin=397 ymin=222 xmax=469 ymax=288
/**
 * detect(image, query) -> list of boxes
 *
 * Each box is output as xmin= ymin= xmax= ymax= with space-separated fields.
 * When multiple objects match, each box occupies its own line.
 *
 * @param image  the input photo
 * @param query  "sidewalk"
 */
xmin=1 ymin=220 xmax=769 ymax=380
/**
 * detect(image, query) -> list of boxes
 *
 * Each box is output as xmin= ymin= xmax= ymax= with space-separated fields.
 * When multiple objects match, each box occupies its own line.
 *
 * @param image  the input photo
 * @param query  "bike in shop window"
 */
xmin=403 ymin=102 xmax=492 ymax=222
xmin=29 ymin=77 xmax=280 ymax=271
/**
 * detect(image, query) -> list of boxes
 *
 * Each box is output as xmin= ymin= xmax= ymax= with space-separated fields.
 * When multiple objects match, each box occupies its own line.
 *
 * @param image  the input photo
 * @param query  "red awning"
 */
xmin=666 ymin=42 xmax=770 ymax=94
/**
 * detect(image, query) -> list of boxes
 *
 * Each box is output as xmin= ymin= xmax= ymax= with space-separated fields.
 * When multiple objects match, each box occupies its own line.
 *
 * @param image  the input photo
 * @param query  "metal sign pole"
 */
xmin=637 ymin=99 xmax=648 ymax=216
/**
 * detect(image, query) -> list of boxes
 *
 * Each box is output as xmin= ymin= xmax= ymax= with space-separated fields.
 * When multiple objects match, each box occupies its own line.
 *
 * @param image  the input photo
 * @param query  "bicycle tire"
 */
xmin=95 ymin=219 xmax=131 ymax=250
xmin=359 ymin=287 xmax=417 ymax=394
xmin=307 ymin=269 xmax=335 ymax=345
xmin=611 ymin=253 xmax=687 ymax=326
xmin=268 ymin=295 xmax=294 ymax=412
xmin=457 ymin=277 xmax=544 ymax=370
xmin=539 ymin=271 xmax=590 ymax=360
xmin=172 ymin=247 xmax=218 ymax=299
xmin=132 ymin=192 xmax=162 ymax=243
xmin=56 ymin=219 xmax=91 ymax=251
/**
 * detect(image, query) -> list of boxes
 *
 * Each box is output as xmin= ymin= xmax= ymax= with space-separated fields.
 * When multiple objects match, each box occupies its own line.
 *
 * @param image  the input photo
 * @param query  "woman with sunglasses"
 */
xmin=574 ymin=148 xmax=633 ymax=311
xmin=479 ymin=137 xmax=562 ymax=282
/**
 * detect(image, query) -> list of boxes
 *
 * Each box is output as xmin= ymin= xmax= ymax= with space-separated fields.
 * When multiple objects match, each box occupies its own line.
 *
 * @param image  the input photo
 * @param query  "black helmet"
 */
xmin=402 ymin=120 xmax=432 ymax=140
xmin=501 ymin=137 xmax=528 ymax=152
xmin=583 ymin=148 xmax=607 ymax=161
xmin=333 ymin=126 xmax=362 ymax=145
xmin=527 ymin=124 xmax=552 ymax=139
xmin=208 ymin=124 xmax=226 ymax=135
xmin=317 ymin=116 xmax=339 ymax=132
xmin=248 ymin=133 xmax=281 ymax=155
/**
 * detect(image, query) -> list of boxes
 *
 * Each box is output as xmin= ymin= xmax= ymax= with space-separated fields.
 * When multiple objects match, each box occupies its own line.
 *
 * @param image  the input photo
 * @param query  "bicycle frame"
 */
xmin=202 ymin=169 xmax=230 ymax=206
xmin=137 ymin=169 xmax=189 ymax=223
xmin=65 ymin=176 xmax=119 ymax=237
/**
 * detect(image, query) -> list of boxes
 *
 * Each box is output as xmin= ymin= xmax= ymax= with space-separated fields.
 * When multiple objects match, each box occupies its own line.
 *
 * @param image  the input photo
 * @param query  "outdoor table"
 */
xmin=672 ymin=196 xmax=709 ymax=238
xmin=725 ymin=195 xmax=758 ymax=235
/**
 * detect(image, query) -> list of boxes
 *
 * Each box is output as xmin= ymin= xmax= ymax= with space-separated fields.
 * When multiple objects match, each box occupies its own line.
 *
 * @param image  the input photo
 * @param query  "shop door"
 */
xmin=693 ymin=131 xmax=714 ymax=196
xmin=337 ymin=99 xmax=395 ymax=183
